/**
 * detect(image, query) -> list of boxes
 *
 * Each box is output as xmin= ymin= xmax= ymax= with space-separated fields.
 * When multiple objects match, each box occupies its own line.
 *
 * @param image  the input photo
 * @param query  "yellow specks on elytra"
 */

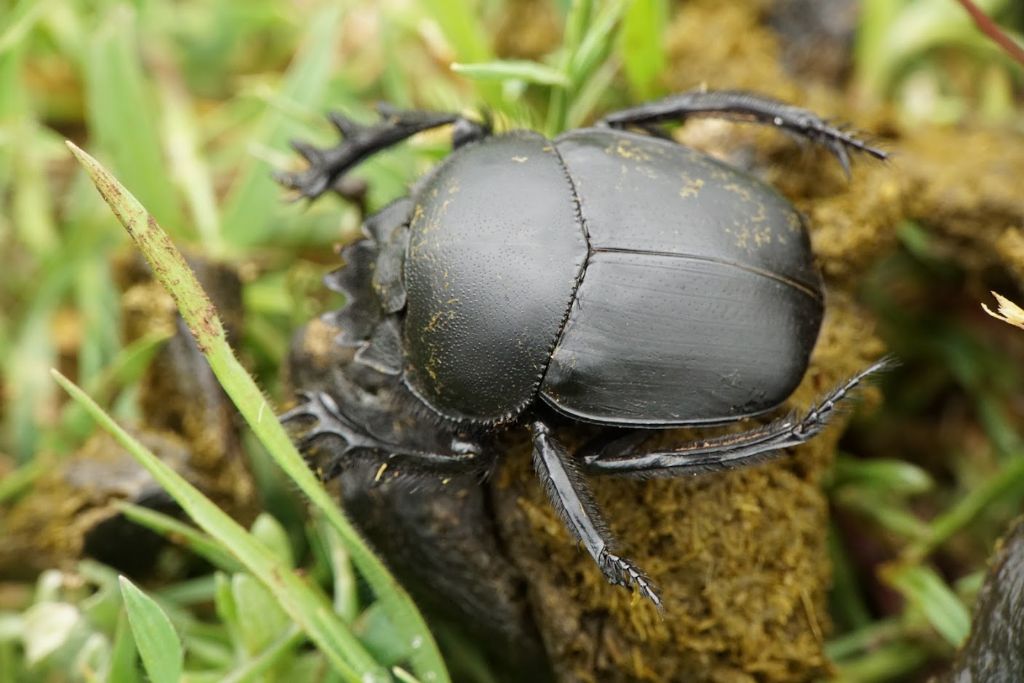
xmin=423 ymin=308 xmax=457 ymax=334
xmin=679 ymin=175 xmax=705 ymax=199
xmin=734 ymin=226 xmax=751 ymax=250
xmin=752 ymin=225 xmax=773 ymax=248
xmin=723 ymin=182 xmax=753 ymax=202
xmin=611 ymin=139 xmax=651 ymax=162
xmin=426 ymin=364 xmax=439 ymax=383
xmin=636 ymin=165 xmax=658 ymax=180
xmin=786 ymin=211 xmax=802 ymax=234
xmin=709 ymin=167 xmax=730 ymax=182
xmin=750 ymin=203 xmax=768 ymax=224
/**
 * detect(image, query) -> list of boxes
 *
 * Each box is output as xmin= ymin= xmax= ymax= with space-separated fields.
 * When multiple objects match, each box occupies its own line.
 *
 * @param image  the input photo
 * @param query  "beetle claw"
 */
xmin=832 ymin=141 xmax=853 ymax=178
xmin=599 ymin=550 xmax=663 ymax=610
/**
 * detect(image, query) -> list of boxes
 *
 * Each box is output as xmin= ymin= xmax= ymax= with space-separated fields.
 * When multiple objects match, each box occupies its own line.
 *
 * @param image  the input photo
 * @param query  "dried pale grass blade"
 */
xmin=982 ymin=292 xmax=1024 ymax=330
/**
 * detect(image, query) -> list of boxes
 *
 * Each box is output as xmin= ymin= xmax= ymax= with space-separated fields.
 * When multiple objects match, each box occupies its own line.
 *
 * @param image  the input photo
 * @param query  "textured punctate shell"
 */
xmin=402 ymin=132 xmax=587 ymax=422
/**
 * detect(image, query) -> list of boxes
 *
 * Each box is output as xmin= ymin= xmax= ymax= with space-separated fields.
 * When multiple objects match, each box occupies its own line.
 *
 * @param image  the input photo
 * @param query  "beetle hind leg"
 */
xmin=530 ymin=420 xmax=662 ymax=608
xmin=583 ymin=358 xmax=893 ymax=476
xmin=276 ymin=105 xmax=490 ymax=200
xmin=599 ymin=89 xmax=887 ymax=175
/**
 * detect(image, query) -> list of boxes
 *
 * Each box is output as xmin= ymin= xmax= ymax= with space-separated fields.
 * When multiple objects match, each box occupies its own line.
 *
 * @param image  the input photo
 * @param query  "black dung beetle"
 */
xmin=279 ymin=90 xmax=889 ymax=608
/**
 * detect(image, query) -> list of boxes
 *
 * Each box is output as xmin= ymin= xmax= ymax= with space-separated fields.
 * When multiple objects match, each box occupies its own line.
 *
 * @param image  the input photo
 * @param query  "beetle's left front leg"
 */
xmin=283 ymin=390 xmax=483 ymax=477
xmin=530 ymin=420 xmax=662 ymax=608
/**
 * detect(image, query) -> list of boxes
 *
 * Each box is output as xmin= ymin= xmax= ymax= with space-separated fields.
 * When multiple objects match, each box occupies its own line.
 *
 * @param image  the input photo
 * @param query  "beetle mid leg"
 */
xmin=583 ymin=358 xmax=892 ymax=476
xmin=276 ymin=104 xmax=491 ymax=200
xmin=530 ymin=420 xmax=662 ymax=609
xmin=599 ymin=89 xmax=887 ymax=175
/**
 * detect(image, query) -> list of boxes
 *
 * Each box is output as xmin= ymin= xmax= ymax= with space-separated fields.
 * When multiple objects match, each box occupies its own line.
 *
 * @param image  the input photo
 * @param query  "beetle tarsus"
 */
xmin=600 ymin=89 xmax=888 ymax=173
xmin=275 ymin=107 xmax=490 ymax=200
xmin=599 ymin=550 xmax=663 ymax=610
xmin=583 ymin=357 xmax=893 ymax=476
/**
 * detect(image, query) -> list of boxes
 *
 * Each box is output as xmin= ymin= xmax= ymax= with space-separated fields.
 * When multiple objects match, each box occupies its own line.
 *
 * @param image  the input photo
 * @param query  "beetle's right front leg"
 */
xmin=283 ymin=390 xmax=484 ymax=478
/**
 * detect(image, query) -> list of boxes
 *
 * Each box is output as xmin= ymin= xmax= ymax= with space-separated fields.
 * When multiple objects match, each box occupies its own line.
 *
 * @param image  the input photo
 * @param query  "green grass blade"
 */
xmin=904 ymin=456 xmax=1024 ymax=562
xmin=250 ymin=513 xmax=296 ymax=569
xmin=85 ymin=5 xmax=184 ymax=233
xmin=853 ymin=0 xmax=903 ymax=97
xmin=108 ymin=610 xmax=141 ymax=683
xmin=833 ymin=641 xmax=931 ymax=682
xmin=73 ymin=246 xmax=121 ymax=384
xmin=219 ymin=3 xmax=342 ymax=248
xmin=545 ymin=0 xmax=593 ymax=136
xmin=320 ymin=517 xmax=359 ymax=623
xmin=214 ymin=572 xmax=242 ymax=652
xmin=832 ymin=456 xmax=934 ymax=496
xmin=118 ymin=577 xmax=184 ymax=683
xmin=568 ymin=0 xmax=628 ymax=89
xmin=393 ymin=667 xmax=424 ymax=683
xmin=566 ymin=55 xmax=619 ymax=128
xmin=65 ymin=141 xmax=449 ymax=683
xmin=452 ymin=60 xmax=569 ymax=87
xmin=355 ymin=604 xmax=415 ymax=667
xmin=0 ymin=0 xmax=51 ymax=55
xmin=155 ymin=61 xmax=223 ymax=254
xmin=53 ymin=330 xmax=171 ymax=449
xmin=619 ymin=0 xmax=667 ymax=100
xmin=53 ymin=369 xmax=383 ymax=683
xmin=220 ymin=624 xmax=304 ymax=683
xmin=10 ymin=120 xmax=59 ymax=256
xmin=231 ymin=573 xmax=290 ymax=655
xmin=419 ymin=0 xmax=492 ymax=63
xmin=117 ymin=503 xmax=244 ymax=572
xmin=154 ymin=576 xmax=218 ymax=607
xmin=0 ymin=461 xmax=44 ymax=504
xmin=885 ymin=565 xmax=970 ymax=647
xmin=5 ymin=278 xmax=63 ymax=461
xmin=835 ymin=491 xmax=930 ymax=539
xmin=417 ymin=0 xmax=500 ymax=107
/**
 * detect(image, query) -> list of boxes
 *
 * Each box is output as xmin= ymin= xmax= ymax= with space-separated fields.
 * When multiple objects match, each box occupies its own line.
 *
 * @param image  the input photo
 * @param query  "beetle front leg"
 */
xmin=283 ymin=390 xmax=483 ymax=477
xmin=600 ymin=89 xmax=887 ymax=175
xmin=530 ymin=420 xmax=662 ymax=609
xmin=276 ymin=104 xmax=490 ymax=200
xmin=583 ymin=359 xmax=891 ymax=476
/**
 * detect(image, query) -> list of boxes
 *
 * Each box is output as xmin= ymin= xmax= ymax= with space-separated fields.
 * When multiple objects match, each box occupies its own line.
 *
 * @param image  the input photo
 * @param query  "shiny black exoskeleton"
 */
xmin=279 ymin=91 xmax=889 ymax=608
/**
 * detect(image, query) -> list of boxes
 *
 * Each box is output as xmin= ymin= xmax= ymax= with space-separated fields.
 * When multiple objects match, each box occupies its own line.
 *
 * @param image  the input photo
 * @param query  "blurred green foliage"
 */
xmin=857 ymin=0 xmax=1024 ymax=122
